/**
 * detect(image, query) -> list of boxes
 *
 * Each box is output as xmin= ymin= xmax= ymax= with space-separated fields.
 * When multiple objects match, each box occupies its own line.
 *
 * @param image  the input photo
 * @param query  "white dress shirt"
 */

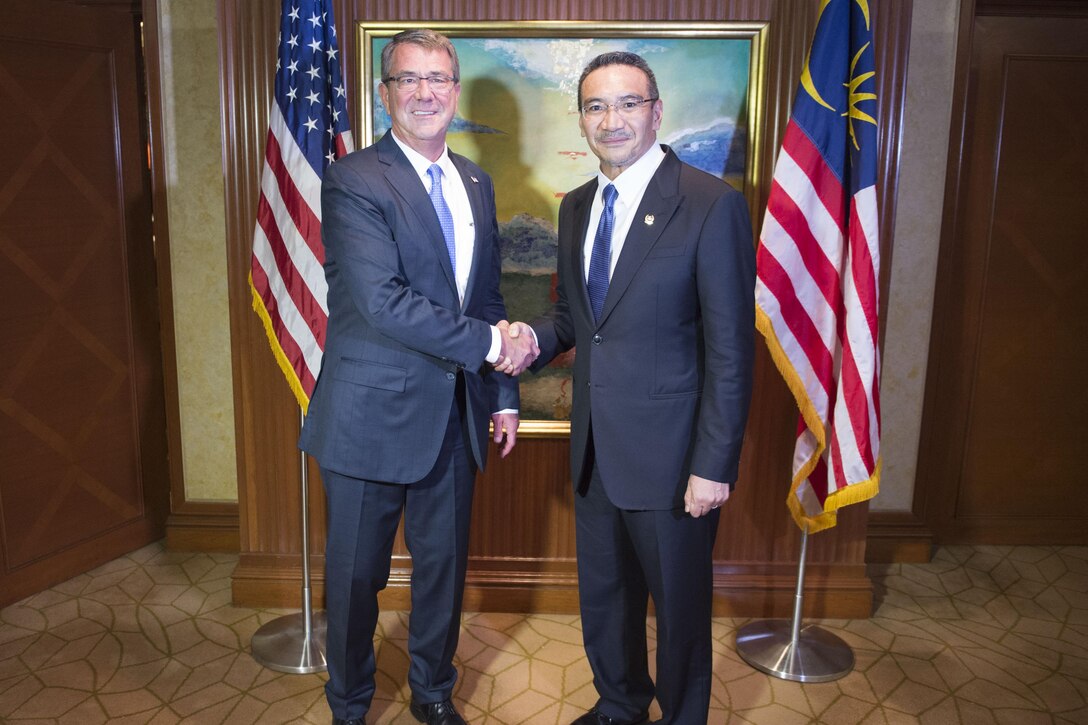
xmin=583 ymin=143 xmax=667 ymax=283
xmin=389 ymin=133 xmax=510 ymax=407
xmin=389 ymin=132 xmax=475 ymax=302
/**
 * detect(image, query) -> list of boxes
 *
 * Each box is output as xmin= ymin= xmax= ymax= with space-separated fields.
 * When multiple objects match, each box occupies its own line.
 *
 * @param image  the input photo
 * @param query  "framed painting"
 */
xmin=355 ymin=21 xmax=768 ymax=436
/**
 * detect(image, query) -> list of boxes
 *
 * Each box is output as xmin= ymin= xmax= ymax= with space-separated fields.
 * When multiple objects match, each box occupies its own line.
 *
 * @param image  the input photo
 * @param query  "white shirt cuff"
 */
xmin=486 ymin=325 xmax=502 ymax=364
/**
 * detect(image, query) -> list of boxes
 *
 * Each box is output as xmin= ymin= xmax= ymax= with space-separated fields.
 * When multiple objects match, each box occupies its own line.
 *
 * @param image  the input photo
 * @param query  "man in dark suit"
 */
xmin=299 ymin=29 xmax=535 ymax=725
xmin=526 ymin=52 xmax=756 ymax=724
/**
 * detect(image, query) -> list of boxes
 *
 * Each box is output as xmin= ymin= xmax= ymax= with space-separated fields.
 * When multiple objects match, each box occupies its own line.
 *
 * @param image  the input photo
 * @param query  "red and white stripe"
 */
xmin=755 ymin=122 xmax=881 ymax=533
xmin=250 ymin=103 xmax=352 ymax=407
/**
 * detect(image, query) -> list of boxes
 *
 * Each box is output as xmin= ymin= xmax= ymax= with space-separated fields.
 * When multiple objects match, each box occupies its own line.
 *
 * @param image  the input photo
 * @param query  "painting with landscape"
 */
xmin=357 ymin=22 xmax=764 ymax=433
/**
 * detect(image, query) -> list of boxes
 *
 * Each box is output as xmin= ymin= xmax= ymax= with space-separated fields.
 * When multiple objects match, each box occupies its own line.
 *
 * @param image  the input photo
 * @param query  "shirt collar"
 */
xmin=595 ymin=143 xmax=667 ymax=202
xmin=389 ymin=130 xmax=454 ymax=180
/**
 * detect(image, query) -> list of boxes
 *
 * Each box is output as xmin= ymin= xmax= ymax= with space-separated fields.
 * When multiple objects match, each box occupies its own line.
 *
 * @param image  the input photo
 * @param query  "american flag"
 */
xmin=754 ymin=0 xmax=881 ymax=533
xmin=250 ymin=0 xmax=353 ymax=410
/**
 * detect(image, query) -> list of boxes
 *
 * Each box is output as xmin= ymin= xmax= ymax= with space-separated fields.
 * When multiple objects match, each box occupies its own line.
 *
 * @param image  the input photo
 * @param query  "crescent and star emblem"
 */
xmin=800 ymin=0 xmax=877 ymax=150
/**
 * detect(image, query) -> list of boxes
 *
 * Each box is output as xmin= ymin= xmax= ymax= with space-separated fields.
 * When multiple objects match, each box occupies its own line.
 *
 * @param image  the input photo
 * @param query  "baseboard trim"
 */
xmin=866 ymin=510 xmax=933 ymax=563
xmin=165 ymin=503 xmax=239 ymax=552
xmin=232 ymin=553 xmax=873 ymax=618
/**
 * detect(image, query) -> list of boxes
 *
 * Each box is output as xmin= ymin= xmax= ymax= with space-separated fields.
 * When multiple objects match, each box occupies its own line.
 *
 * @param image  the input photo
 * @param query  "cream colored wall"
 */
xmin=158 ymin=0 xmax=238 ymax=502
xmin=874 ymin=0 xmax=960 ymax=511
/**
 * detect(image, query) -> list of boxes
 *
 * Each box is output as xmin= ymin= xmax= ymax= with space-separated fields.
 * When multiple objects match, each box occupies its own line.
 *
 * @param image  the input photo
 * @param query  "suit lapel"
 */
xmin=566 ymin=183 xmax=596 ymax=329
xmin=377 ymin=133 xmax=458 ymax=298
xmin=598 ymin=149 xmax=683 ymax=325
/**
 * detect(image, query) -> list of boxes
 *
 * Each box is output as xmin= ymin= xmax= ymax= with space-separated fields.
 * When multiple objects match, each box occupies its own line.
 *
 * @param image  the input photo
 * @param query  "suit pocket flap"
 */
xmin=334 ymin=358 xmax=407 ymax=392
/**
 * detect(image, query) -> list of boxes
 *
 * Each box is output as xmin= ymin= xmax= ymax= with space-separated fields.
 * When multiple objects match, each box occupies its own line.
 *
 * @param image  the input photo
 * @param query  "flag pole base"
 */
xmin=250 ymin=610 xmax=327 ymax=674
xmin=250 ymin=412 xmax=326 ymax=675
xmin=735 ymin=618 xmax=854 ymax=683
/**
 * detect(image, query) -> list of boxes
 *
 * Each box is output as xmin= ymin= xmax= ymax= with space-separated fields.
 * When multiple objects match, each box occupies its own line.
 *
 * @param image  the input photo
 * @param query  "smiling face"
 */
xmin=378 ymin=43 xmax=460 ymax=161
xmin=578 ymin=63 xmax=663 ymax=180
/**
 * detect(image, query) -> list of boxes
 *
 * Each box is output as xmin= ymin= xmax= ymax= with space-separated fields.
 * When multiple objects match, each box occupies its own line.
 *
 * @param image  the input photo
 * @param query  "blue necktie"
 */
xmin=427 ymin=164 xmax=457 ymax=273
xmin=587 ymin=183 xmax=618 ymax=322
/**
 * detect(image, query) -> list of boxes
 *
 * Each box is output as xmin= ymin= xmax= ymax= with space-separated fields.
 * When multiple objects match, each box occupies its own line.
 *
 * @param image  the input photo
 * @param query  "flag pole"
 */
xmin=249 ymin=409 xmax=327 ymax=674
xmin=735 ymin=524 xmax=854 ymax=682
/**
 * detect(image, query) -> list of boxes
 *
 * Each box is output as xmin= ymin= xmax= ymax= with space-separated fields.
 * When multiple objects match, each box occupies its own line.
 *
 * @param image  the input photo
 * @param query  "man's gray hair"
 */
xmin=380 ymin=28 xmax=460 ymax=82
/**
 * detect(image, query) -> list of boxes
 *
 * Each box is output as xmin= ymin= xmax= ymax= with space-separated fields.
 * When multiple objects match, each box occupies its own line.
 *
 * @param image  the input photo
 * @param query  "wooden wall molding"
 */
xmin=219 ymin=0 xmax=913 ymax=617
xmin=976 ymin=0 xmax=1088 ymax=17
xmin=866 ymin=511 xmax=933 ymax=563
xmin=234 ymin=552 xmax=872 ymax=618
xmin=165 ymin=501 xmax=241 ymax=552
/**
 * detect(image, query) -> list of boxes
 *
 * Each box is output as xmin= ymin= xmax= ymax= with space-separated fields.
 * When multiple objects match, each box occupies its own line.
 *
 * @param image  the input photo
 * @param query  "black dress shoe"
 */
xmin=570 ymin=707 xmax=649 ymax=725
xmin=331 ymin=718 xmax=365 ymax=725
xmin=409 ymin=698 xmax=467 ymax=725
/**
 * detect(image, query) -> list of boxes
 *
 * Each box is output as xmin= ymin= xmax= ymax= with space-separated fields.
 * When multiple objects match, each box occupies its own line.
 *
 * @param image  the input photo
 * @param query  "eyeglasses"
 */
xmin=580 ymin=97 xmax=658 ymax=119
xmin=383 ymin=74 xmax=457 ymax=93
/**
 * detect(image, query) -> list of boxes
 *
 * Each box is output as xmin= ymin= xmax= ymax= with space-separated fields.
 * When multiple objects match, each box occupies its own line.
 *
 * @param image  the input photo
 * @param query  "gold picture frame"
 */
xmin=356 ymin=21 xmax=768 ymax=437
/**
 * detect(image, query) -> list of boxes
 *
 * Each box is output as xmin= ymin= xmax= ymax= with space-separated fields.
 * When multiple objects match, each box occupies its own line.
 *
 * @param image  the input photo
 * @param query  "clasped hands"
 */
xmin=493 ymin=320 xmax=539 ymax=376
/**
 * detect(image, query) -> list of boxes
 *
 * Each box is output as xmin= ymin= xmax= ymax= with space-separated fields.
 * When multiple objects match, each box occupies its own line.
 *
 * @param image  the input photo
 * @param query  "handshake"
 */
xmin=493 ymin=320 xmax=540 ymax=376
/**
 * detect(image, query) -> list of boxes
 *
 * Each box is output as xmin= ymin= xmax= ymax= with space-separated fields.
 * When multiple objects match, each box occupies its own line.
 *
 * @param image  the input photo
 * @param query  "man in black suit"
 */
xmin=526 ymin=52 xmax=756 ymax=724
xmin=299 ymin=29 xmax=535 ymax=725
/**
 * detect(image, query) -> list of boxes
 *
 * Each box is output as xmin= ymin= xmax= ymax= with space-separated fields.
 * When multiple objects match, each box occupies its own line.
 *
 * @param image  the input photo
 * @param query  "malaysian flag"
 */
xmin=755 ymin=0 xmax=881 ymax=533
xmin=250 ymin=0 xmax=353 ymax=411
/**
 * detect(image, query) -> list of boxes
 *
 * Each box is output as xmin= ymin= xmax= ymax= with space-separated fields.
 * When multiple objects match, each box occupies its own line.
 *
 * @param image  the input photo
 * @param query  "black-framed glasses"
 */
xmin=383 ymin=74 xmax=457 ymax=93
xmin=580 ymin=97 xmax=658 ymax=119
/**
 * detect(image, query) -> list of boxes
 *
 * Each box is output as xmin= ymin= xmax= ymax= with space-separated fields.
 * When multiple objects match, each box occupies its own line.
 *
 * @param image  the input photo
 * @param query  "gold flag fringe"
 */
xmin=249 ymin=273 xmax=311 ymax=414
xmin=755 ymin=307 xmax=880 ymax=533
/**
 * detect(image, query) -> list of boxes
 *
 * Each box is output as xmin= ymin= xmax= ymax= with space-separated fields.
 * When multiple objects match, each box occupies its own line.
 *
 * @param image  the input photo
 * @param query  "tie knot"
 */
xmin=602 ymin=183 xmax=617 ymax=207
xmin=428 ymin=163 xmax=442 ymax=186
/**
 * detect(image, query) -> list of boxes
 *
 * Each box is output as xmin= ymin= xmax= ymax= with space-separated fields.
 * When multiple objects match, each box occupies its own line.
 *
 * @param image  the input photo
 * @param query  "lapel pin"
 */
xmin=644 ymin=214 xmax=655 ymax=226
xmin=470 ymin=176 xmax=479 ymax=183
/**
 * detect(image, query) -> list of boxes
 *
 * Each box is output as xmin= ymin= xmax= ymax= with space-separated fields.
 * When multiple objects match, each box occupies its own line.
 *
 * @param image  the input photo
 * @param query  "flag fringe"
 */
xmin=754 ymin=307 xmax=828 ymax=451
xmin=249 ymin=273 xmax=311 ymax=414
xmin=755 ymin=305 xmax=843 ymax=533
xmin=825 ymin=457 xmax=881 ymax=514
xmin=786 ymin=487 xmax=838 ymax=533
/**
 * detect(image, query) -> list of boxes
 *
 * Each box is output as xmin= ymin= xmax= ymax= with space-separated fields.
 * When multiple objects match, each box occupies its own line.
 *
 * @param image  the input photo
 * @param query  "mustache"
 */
xmin=595 ymin=131 xmax=632 ymax=142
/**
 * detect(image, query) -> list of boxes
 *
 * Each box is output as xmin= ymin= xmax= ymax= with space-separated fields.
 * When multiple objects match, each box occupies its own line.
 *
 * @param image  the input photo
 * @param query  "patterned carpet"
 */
xmin=1 ymin=543 xmax=1085 ymax=724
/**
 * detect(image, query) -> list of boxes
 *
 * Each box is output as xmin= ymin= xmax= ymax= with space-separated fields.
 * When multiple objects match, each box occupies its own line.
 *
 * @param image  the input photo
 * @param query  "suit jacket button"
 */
xmin=446 ymin=371 xmax=456 ymax=381
xmin=592 ymin=334 xmax=602 ymax=345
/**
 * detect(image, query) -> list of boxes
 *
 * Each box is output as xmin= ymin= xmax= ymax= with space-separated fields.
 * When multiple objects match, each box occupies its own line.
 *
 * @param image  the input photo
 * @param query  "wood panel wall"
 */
xmin=0 ymin=0 xmax=169 ymax=608
xmin=915 ymin=0 xmax=1088 ymax=545
xmin=220 ymin=0 xmax=913 ymax=618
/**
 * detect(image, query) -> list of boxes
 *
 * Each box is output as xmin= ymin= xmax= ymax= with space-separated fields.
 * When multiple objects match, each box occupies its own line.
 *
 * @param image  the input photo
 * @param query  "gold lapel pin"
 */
xmin=644 ymin=214 xmax=655 ymax=226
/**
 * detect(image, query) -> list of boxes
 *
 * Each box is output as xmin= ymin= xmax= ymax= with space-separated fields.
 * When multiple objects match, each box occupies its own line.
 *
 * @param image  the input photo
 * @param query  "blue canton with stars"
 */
xmin=274 ymin=0 xmax=352 ymax=175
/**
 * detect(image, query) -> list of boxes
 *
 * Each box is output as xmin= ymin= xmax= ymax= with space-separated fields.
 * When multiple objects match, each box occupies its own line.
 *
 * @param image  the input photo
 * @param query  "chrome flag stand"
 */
xmin=735 ymin=524 xmax=854 ymax=682
xmin=250 ymin=411 xmax=327 ymax=674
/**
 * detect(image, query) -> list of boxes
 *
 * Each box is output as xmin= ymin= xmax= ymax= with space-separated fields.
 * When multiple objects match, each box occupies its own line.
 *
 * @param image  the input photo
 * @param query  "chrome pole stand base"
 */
xmin=250 ymin=610 xmax=328 ymax=674
xmin=735 ymin=618 xmax=854 ymax=683
xmin=249 ymin=413 xmax=326 ymax=675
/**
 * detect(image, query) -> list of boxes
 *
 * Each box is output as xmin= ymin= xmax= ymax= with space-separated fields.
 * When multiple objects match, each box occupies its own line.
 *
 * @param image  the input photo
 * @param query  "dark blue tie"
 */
xmin=587 ymin=183 xmax=617 ymax=322
xmin=427 ymin=164 xmax=457 ymax=273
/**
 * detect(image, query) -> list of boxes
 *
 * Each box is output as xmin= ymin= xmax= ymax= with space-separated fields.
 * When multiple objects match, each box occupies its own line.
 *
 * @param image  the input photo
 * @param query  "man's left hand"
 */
xmin=684 ymin=474 xmax=731 ymax=518
xmin=491 ymin=412 xmax=519 ymax=458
